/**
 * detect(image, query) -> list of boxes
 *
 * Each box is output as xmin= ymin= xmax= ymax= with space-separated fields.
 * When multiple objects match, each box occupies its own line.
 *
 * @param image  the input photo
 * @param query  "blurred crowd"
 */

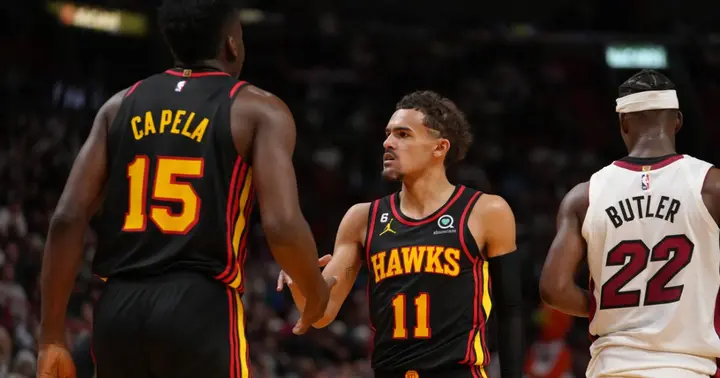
xmin=1 ymin=1 xmax=719 ymax=378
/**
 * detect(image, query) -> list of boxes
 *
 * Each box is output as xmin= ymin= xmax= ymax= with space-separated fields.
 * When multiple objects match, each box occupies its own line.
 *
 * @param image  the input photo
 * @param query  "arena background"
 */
xmin=1 ymin=0 xmax=719 ymax=377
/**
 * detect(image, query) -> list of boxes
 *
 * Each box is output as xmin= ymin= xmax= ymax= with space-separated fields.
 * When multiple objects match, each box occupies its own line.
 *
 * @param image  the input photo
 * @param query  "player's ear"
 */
xmin=225 ymin=36 xmax=238 ymax=62
xmin=675 ymin=111 xmax=683 ymax=133
xmin=619 ymin=114 xmax=629 ymax=134
xmin=434 ymin=138 xmax=450 ymax=159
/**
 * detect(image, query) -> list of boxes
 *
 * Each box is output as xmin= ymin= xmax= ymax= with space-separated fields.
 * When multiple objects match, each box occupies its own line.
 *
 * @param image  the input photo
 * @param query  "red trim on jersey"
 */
xmin=224 ymin=163 xmax=253 ymax=287
xmin=165 ymin=69 xmax=231 ymax=78
xmin=459 ymin=191 xmax=489 ymax=366
xmin=365 ymin=200 xmax=380 ymax=342
xmin=125 ymin=80 xmax=143 ymax=97
xmin=365 ymin=200 xmax=380 ymax=262
xmin=217 ymin=157 xmax=246 ymax=283
xmin=589 ymin=278 xmax=599 ymax=342
xmin=230 ymin=81 xmax=248 ymax=98
xmin=228 ymin=161 xmax=250 ymax=282
xmin=459 ymin=189 xmax=476 ymax=363
xmin=390 ymin=186 xmax=465 ymax=227
xmin=462 ymin=257 xmax=487 ymax=365
xmin=612 ymin=154 xmax=684 ymax=171
xmin=459 ymin=191 xmax=483 ymax=261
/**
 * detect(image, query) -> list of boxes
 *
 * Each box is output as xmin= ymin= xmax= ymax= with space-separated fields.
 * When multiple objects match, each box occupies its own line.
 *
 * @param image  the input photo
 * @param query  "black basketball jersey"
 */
xmin=365 ymin=185 xmax=492 ymax=372
xmin=94 ymin=68 xmax=252 ymax=290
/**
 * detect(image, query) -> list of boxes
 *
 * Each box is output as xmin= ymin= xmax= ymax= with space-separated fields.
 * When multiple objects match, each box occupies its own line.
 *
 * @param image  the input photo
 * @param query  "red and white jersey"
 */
xmin=582 ymin=154 xmax=720 ymax=378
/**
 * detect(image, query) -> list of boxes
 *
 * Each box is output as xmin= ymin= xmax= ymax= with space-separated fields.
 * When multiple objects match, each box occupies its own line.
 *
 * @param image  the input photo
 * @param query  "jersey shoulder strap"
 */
xmin=363 ymin=199 xmax=382 ymax=263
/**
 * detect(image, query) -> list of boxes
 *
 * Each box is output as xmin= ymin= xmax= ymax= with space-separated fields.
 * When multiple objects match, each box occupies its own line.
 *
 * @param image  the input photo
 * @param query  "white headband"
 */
xmin=615 ymin=90 xmax=679 ymax=114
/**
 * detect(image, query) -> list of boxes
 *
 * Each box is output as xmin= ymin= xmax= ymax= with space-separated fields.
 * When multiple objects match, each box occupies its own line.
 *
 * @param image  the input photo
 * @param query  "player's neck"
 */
xmin=627 ymin=136 xmax=677 ymax=158
xmin=399 ymin=168 xmax=455 ymax=218
xmin=175 ymin=60 xmax=225 ymax=72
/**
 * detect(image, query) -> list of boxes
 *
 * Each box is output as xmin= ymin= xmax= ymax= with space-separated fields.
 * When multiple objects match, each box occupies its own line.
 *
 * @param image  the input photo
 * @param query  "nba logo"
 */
xmin=641 ymin=173 xmax=651 ymax=191
xmin=175 ymin=80 xmax=186 ymax=92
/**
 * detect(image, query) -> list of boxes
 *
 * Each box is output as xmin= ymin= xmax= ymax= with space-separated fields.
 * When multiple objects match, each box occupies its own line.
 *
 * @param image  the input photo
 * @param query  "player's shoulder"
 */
xmin=339 ymin=202 xmax=373 ymax=239
xmin=702 ymin=167 xmax=720 ymax=199
xmin=471 ymin=193 xmax=512 ymax=218
xmin=98 ymin=86 xmax=134 ymax=126
xmin=559 ymin=181 xmax=590 ymax=218
xmin=231 ymin=83 xmax=292 ymax=122
xmin=233 ymin=84 xmax=287 ymax=109
xmin=104 ymin=87 xmax=133 ymax=108
xmin=346 ymin=202 xmax=373 ymax=220
xmin=591 ymin=161 xmax=622 ymax=178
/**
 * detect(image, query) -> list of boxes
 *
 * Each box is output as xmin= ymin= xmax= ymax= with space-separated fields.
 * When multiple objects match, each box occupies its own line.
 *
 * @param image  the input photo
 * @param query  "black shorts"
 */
xmin=374 ymin=365 xmax=489 ymax=378
xmin=92 ymin=271 xmax=250 ymax=378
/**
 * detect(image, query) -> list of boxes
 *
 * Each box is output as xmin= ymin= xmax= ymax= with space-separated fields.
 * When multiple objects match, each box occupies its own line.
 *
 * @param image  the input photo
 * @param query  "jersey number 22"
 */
xmin=600 ymin=234 xmax=694 ymax=309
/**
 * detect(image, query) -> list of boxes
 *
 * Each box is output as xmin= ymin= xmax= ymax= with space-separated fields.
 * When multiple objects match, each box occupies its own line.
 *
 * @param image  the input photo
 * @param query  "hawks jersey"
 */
xmin=94 ymin=68 xmax=253 ymax=290
xmin=582 ymin=154 xmax=720 ymax=377
xmin=365 ymin=185 xmax=491 ymax=376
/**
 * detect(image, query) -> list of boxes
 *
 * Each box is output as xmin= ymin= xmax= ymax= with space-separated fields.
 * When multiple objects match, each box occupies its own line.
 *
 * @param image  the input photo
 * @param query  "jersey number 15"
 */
xmin=122 ymin=155 xmax=204 ymax=234
xmin=600 ymin=234 xmax=694 ymax=309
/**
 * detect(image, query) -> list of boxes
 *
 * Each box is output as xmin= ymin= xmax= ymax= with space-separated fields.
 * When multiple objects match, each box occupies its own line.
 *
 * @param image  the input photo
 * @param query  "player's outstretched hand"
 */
xmin=293 ymin=273 xmax=337 ymax=335
xmin=276 ymin=254 xmax=332 ymax=291
xmin=37 ymin=343 xmax=77 ymax=378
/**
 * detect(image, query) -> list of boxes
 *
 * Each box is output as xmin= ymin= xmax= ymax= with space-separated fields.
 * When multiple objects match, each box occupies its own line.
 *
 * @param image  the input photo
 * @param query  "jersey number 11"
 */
xmin=392 ymin=292 xmax=431 ymax=339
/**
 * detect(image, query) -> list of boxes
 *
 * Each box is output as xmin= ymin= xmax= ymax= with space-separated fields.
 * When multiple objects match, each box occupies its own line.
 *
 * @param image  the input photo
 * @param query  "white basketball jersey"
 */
xmin=582 ymin=155 xmax=720 ymax=378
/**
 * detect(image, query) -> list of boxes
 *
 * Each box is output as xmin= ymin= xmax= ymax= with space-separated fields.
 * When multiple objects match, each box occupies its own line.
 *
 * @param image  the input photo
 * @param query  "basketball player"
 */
xmin=540 ymin=70 xmax=720 ymax=378
xmin=37 ymin=1 xmax=334 ymax=377
xmin=278 ymin=91 xmax=524 ymax=378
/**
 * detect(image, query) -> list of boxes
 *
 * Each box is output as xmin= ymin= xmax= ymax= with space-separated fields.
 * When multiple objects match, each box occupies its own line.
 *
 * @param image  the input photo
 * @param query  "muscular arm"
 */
xmin=312 ymin=203 xmax=367 ymax=328
xmin=540 ymin=182 xmax=591 ymax=317
xmin=702 ymin=167 xmax=720 ymax=225
xmin=471 ymin=194 xmax=522 ymax=378
xmin=238 ymin=87 xmax=327 ymax=302
xmin=40 ymin=89 xmax=126 ymax=345
xmin=281 ymin=203 xmax=367 ymax=328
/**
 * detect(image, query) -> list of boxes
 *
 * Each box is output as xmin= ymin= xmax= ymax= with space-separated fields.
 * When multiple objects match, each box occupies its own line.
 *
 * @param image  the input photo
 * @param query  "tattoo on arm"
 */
xmin=345 ymin=266 xmax=355 ymax=279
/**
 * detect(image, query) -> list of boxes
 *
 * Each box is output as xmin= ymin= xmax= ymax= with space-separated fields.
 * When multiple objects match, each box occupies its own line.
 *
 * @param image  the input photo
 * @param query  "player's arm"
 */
xmin=277 ymin=203 xmax=367 ymax=328
xmin=312 ymin=203 xmax=367 ymax=328
xmin=472 ymin=194 xmax=523 ymax=378
xmin=39 ymin=88 xmax=126 ymax=345
xmin=238 ymin=87 xmax=330 ymax=324
xmin=702 ymin=167 xmax=720 ymax=225
xmin=539 ymin=182 xmax=591 ymax=317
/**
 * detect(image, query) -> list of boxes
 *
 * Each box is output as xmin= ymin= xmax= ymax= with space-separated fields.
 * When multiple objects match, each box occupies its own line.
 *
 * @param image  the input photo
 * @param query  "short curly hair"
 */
xmin=158 ymin=0 xmax=237 ymax=64
xmin=396 ymin=91 xmax=473 ymax=165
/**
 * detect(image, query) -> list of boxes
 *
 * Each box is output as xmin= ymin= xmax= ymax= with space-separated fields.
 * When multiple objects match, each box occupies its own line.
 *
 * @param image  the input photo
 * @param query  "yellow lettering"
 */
xmin=402 ymin=246 xmax=425 ymax=274
xmin=190 ymin=118 xmax=208 ymax=143
xmin=371 ymin=252 xmax=386 ymax=283
xmin=181 ymin=112 xmax=196 ymax=138
xmin=143 ymin=111 xmax=156 ymax=135
xmin=160 ymin=109 xmax=172 ymax=133
xmin=130 ymin=116 xmax=143 ymax=140
xmin=424 ymin=246 xmax=444 ymax=273
xmin=386 ymin=249 xmax=403 ymax=278
xmin=173 ymin=110 xmax=188 ymax=136
xmin=444 ymin=248 xmax=460 ymax=276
